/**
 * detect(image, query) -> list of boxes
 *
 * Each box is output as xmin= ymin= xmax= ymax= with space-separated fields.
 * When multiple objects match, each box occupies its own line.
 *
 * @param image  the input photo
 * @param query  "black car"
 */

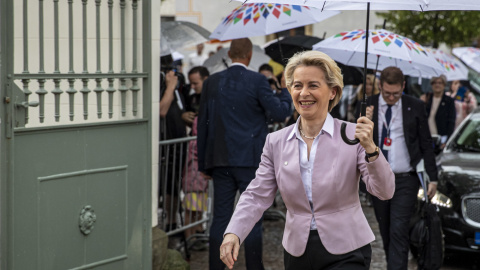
xmin=435 ymin=107 xmax=480 ymax=254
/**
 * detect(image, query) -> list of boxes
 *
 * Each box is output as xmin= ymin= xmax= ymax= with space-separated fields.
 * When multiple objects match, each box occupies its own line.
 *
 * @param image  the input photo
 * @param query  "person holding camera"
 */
xmin=159 ymin=54 xmax=188 ymax=232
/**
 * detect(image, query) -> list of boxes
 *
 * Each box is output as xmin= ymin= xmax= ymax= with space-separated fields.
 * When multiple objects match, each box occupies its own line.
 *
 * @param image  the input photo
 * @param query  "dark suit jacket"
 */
xmin=368 ymin=94 xmax=438 ymax=182
xmin=425 ymin=93 xmax=456 ymax=139
xmin=197 ymin=65 xmax=292 ymax=173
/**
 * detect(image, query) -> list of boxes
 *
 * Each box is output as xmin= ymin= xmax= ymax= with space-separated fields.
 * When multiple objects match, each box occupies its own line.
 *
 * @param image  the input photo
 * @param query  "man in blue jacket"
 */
xmin=197 ymin=38 xmax=292 ymax=270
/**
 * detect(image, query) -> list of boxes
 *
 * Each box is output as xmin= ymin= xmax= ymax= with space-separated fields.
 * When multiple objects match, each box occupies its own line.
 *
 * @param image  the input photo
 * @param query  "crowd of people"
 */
xmin=159 ymin=37 xmax=478 ymax=270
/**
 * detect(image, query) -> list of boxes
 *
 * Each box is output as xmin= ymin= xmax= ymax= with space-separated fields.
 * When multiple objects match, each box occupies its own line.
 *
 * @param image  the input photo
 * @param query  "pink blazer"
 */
xmin=225 ymin=119 xmax=395 ymax=256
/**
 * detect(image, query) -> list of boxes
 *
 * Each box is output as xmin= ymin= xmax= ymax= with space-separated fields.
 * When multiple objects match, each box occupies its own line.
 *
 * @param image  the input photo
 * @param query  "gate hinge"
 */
xmin=4 ymin=96 xmax=10 ymax=104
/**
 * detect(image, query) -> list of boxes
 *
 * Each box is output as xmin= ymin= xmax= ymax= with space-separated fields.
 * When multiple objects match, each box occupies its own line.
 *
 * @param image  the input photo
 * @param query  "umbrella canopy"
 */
xmin=210 ymin=3 xmax=339 ymax=41
xmin=452 ymin=47 xmax=480 ymax=74
xmin=428 ymin=48 xmax=468 ymax=81
xmin=313 ymin=29 xmax=443 ymax=78
xmin=203 ymin=45 xmax=272 ymax=75
xmin=422 ymin=0 xmax=480 ymax=11
xmin=235 ymin=0 xmax=480 ymax=11
xmin=234 ymin=0 xmax=425 ymax=10
xmin=263 ymin=35 xmax=323 ymax=64
xmin=160 ymin=21 xmax=211 ymax=55
xmin=235 ymin=0 xmax=480 ymax=145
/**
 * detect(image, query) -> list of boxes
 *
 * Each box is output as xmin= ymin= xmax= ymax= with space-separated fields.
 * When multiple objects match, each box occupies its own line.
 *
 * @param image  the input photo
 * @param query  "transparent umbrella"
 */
xmin=160 ymin=21 xmax=211 ymax=54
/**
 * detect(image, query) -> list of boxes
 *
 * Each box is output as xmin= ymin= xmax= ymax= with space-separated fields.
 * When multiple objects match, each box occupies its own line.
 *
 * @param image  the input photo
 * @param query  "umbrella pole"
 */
xmin=361 ymin=2 xmax=370 ymax=118
xmin=276 ymin=33 xmax=285 ymax=65
xmin=340 ymin=2 xmax=370 ymax=146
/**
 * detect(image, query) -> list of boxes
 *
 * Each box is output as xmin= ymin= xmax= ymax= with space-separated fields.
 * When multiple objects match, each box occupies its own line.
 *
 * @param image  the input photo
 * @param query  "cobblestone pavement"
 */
xmin=185 ymin=198 xmax=478 ymax=270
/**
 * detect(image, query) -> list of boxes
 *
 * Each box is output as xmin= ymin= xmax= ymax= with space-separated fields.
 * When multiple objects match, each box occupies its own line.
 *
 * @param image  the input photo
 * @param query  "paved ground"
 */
xmin=184 ymin=197 xmax=478 ymax=270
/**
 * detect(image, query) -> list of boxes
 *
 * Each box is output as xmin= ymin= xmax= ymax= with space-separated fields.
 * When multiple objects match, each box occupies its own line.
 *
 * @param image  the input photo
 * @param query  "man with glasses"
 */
xmin=365 ymin=66 xmax=438 ymax=270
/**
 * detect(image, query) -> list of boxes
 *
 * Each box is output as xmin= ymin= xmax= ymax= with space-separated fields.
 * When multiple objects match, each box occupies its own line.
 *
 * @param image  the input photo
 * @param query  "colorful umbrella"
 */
xmin=210 ymin=3 xmax=339 ymax=41
xmin=313 ymin=29 xmax=443 ymax=78
xmin=234 ymin=0 xmax=425 ymax=10
xmin=428 ymin=48 xmax=468 ymax=81
xmin=452 ymin=47 xmax=480 ymax=74
xmin=234 ymin=0 xmax=480 ymax=11
xmin=236 ymin=0 xmax=480 ymax=145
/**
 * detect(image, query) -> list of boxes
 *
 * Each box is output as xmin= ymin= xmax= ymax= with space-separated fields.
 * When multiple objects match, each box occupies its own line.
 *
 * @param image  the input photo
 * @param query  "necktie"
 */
xmin=380 ymin=105 xmax=392 ymax=161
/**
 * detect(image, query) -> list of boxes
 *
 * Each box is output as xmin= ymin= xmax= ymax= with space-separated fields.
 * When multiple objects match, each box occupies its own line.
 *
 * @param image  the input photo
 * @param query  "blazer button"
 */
xmin=284 ymin=161 xmax=288 ymax=166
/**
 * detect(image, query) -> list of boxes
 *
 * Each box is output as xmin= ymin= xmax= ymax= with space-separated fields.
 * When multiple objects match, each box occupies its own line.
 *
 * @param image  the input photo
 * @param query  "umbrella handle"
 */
xmin=340 ymin=102 xmax=366 ymax=145
xmin=340 ymin=123 xmax=360 ymax=145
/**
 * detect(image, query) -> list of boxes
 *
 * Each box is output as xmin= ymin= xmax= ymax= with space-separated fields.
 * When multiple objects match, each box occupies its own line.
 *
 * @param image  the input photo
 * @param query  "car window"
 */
xmin=450 ymin=116 xmax=480 ymax=152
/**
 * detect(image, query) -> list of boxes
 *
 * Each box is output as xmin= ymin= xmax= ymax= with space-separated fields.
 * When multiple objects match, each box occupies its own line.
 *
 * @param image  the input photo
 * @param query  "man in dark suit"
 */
xmin=197 ymin=38 xmax=292 ymax=270
xmin=366 ymin=66 xmax=438 ymax=270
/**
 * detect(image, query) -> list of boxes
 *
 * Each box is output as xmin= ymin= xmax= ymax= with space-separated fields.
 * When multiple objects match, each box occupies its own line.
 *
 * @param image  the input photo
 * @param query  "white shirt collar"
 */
xmin=230 ymin=62 xmax=248 ymax=69
xmin=287 ymin=114 xmax=334 ymax=141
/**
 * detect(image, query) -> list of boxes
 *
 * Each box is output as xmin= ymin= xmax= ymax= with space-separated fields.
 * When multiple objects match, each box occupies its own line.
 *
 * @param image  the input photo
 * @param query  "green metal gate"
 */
xmin=1 ymin=1 xmax=152 ymax=269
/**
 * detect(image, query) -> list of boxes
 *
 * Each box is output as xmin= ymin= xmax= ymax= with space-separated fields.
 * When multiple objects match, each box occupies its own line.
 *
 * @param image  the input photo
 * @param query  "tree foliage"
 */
xmin=377 ymin=11 xmax=480 ymax=48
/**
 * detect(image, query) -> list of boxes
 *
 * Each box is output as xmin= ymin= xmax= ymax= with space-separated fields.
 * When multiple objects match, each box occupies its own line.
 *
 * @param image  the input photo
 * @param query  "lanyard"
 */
xmin=380 ymin=105 xmax=399 ymax=137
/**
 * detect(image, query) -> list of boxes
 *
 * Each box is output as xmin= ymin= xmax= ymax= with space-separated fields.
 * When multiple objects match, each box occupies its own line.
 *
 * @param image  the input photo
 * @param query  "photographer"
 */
xmin=159 ymin=54 xmax=188 ymax=231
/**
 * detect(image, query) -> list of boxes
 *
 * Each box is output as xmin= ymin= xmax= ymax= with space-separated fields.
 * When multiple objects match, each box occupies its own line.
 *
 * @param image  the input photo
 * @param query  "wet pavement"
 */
xmin=186 ymin=197 xmax=479 ymax=270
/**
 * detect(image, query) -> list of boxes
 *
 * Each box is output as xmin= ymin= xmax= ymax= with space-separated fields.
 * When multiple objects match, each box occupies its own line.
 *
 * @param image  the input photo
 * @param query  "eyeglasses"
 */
xmin=382 ymin=91 xmax=402 ymax=98
xmin=431 ymin=81 xmax=445 ymax=85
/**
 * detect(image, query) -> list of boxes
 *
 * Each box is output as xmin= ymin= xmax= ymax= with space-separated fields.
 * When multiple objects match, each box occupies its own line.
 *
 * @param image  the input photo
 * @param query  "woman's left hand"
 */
xmin=355 ymin=116 xmax=377 ymax=154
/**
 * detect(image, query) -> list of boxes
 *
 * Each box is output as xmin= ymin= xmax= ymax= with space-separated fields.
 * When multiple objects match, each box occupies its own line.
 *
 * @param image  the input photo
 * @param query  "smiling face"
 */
xmin=291 ymin=65 xmax=337 ymax=121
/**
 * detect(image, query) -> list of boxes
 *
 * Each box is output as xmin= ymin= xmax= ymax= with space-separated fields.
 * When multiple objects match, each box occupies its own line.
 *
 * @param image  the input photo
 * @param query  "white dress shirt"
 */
xmin=287 ymin=114 xmax=334 ymax=230
xmin=378 ymin=95 xmax=413 ymax=173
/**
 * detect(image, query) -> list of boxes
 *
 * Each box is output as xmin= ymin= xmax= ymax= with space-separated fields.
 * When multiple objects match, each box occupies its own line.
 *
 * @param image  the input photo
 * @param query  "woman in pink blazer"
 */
xmin=219 ymin=51 xmax=395 ymax=270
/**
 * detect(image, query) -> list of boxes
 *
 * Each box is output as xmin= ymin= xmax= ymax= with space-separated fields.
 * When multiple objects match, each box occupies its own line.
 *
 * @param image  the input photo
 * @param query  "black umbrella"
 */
xmin=264 ymin=35 xmax=323 ymax=65
xmin=264 ymin=35 xmax=364 ymax=86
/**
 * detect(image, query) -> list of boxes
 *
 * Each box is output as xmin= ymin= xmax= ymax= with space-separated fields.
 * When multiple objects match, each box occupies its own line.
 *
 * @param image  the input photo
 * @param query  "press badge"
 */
xmin=383 ymin=137 xmax=392 ymax=150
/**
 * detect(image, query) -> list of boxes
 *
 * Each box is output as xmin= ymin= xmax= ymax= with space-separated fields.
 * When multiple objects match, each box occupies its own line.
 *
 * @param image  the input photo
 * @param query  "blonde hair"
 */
xmin=430 ymin=75 xmax=447 ymax=86
xmin=284 ymin=51 xmax=343 ymax=112
xmin=357 ymin=74 xmax=380 ymax=100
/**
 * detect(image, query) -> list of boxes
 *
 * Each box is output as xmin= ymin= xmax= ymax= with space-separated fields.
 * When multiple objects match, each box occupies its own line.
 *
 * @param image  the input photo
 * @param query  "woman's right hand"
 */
xmin=220 ymin=233 xmax=240 ymax=269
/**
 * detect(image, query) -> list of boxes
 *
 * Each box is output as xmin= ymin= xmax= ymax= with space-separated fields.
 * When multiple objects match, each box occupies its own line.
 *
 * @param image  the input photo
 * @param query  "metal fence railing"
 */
xmin=158 ymin=136 xmax=212 ymax=258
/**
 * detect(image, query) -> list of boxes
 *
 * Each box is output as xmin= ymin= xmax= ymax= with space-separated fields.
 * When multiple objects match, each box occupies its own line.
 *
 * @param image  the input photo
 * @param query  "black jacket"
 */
xmin=197 ymin=65 xmax=292 ymax=173
xmin=424 ymin=93 xmax=456 ymax=139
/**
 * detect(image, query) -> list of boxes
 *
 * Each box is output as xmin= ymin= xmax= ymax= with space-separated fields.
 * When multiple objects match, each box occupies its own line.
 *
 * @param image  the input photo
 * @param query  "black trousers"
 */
xmin=209 ymin=167 xmax=264 ymax=270
xmin=284 ymin=230 xmax=372 ymax=270
xmin=372 ymin=173 xmax=420 ymax=270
